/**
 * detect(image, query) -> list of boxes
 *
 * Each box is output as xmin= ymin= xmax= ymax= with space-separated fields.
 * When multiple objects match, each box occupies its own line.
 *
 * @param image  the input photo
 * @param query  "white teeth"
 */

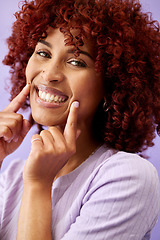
xmin=39 ymin=90 xmax=43 ymax=96
xmin=50 ymin=95 xmax=54 ymax=101
xmin=38 ymin=90 xmax=66 ymax=103
xmin=41 ymin=92 xmax=46 ymax=99
xmin=54 ymin=95 xmax=59 ymax=102
xmin=46 ymin=93 xmax=51 ymax=102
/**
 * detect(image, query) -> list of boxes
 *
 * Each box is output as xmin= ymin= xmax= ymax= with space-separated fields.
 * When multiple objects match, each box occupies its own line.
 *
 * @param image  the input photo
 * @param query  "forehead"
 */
xmin=43 ymin=27 xmax=95 ymax=55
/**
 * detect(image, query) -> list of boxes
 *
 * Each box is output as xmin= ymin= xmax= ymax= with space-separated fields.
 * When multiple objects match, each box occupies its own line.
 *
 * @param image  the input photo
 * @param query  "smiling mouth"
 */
xmin=34 ymin=84 xmax=69 ymax=105
xmin=38 ymin=89 xmax=68 ymax=103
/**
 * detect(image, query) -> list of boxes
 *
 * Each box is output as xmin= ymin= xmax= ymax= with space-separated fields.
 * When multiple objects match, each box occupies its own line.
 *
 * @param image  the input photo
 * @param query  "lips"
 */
xmin=38 ymin=90 xmax=68 ymax=103
xmin=35 ymin=85 xmax=68 ymax=104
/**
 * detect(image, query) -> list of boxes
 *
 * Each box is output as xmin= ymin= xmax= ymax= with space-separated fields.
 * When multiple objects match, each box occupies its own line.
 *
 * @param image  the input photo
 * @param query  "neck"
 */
xmin=54 ymin=128 xmax=102 ymax=180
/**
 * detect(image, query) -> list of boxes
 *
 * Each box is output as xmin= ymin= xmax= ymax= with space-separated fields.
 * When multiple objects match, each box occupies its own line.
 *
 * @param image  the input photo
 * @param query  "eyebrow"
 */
xmin=39 ymin=39 xmax=52 ymax=48
xmin=38 ymin=39 xmax=94 ymax=60
xmin=67 ymin=49 xmax=93 ymax=60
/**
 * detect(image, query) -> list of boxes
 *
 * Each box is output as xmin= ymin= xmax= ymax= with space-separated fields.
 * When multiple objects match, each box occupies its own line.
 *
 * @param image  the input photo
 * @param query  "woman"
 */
xmin=0 ymin=0 xmax=159 ymax=239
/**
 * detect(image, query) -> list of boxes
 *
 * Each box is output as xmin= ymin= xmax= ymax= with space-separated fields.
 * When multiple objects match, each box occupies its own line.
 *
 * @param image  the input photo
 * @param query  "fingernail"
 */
xmin=73 ymin=101 xmax=79 ymax=108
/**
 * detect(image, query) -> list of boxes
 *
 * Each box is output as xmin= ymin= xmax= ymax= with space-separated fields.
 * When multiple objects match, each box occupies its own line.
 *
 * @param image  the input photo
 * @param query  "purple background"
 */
xmin=0 ymin=1 xmax=160 ymax=239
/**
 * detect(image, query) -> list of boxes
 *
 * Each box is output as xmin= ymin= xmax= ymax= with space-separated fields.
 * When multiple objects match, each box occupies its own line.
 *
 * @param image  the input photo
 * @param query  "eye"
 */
xmin=68 ymin=59 xmax=87 ymax=68
xmin=36 ymin=50 xmax=51 ymax=59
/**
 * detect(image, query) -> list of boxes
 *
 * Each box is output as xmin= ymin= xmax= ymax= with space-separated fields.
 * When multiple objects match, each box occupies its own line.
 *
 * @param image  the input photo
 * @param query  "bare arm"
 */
xmin=16 ymin=101 xmax=79 ymax=240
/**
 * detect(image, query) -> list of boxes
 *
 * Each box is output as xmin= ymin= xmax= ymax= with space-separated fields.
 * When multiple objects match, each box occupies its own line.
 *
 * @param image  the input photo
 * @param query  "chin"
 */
xmin=32 ymin=113 xmax=67 ymax=127
xmin=32 ymin=115 xmax=56 ymax=127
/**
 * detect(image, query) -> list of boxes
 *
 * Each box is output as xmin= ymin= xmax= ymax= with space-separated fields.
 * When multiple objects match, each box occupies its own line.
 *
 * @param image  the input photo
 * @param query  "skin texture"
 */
xmin=3 ymin=0 xmax=160 ymax=153
xmin=25 ymin=28 xmax=104 ymax=178
xmin=0 ymin=28 xmax=104 ymax=239
xmin=1 ymin=0 xmax=160 ymax=239
xmin=17 ymin=100 xmax=80 ymax=240
xmin=26 ymin=28 xmax=104 ymax=128
xmin=0 ymin=84 xmax=31 ymax=166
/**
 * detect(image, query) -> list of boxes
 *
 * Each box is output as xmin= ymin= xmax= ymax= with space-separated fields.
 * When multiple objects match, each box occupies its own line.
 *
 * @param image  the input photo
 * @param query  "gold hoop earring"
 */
xmin=103 ymin=101 xmax=109 ymax=112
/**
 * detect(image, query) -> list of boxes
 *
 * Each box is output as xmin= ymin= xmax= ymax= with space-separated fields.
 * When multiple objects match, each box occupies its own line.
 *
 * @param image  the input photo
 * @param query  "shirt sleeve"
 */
xmin=0 ymin=159 xmax=25 ymax=238
xmin=60 ymin=152 xmax=159 ymax=240
xmin=0 ymin=168 xmax=5 ymax=230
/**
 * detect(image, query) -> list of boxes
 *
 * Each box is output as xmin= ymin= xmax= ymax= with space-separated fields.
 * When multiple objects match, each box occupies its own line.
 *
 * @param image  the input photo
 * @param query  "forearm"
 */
xmin=17 ymin=184 xmax=52 ymax=240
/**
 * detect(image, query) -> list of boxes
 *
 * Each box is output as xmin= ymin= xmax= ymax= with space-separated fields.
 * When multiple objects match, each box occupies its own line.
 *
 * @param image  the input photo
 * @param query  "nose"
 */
xmin=41 ymin=62 xmax=65 ymax=83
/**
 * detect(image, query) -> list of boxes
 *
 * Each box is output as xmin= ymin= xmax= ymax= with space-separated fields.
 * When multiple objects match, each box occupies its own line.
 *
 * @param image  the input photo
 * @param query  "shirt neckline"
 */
xmin=52 ymin=144 xmax=107 ymax=188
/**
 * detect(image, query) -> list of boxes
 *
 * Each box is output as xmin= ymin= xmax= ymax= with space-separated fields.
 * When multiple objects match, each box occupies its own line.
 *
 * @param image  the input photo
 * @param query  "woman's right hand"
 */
xmin=0 ymin=84 xmax=31 ymax=165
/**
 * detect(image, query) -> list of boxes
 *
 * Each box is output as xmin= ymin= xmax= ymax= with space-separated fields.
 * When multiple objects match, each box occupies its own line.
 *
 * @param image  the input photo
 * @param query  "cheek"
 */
xmin=25 ymin=58 xmax=33 ymax=84
xmin=75 ymin=73 xmax=104 ymax=99
xmin=25 ymin=57 xmax=41 ymax=84
xmin=73 ymin=73 xmax=104 ymax=113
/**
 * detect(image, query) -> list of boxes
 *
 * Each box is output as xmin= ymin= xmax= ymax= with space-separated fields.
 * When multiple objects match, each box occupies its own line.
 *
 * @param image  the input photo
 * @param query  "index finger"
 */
xmin=63 ymin=101 xmax=79 ymax=145
xmin=3 ymin=84 xmax=30 ymax=113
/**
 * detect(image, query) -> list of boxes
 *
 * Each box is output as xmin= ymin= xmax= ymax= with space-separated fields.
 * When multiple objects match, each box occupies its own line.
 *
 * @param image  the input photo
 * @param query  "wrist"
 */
xmin=23 ymin=180 xmax=52 ymax=195
xmin=18 ymin=179 xmax=52 ymax=240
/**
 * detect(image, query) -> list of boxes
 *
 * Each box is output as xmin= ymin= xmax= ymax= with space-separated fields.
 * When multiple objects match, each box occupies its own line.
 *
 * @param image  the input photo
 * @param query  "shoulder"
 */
xmin=83 ymin=150 xmax=159 ymax=235
xmin=94 ymin=150 xmax=159 ymax=202
xmin=96 ymin=150 xmax=159 ymax=185
xmin=80 ymin=146 xmax=159 ymax=198
xmin=88 ymin=149 xmax=159 ymax=216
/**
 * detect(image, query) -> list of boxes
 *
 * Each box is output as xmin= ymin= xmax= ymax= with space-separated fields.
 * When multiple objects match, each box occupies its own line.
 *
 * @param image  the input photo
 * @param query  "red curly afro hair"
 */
xmin=3 ymin=0 xmax=160 ymax=153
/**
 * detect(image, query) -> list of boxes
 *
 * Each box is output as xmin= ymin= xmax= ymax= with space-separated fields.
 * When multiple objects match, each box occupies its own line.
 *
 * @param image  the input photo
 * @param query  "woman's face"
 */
xmin=26 ymin=28 xmax=104 ymax=129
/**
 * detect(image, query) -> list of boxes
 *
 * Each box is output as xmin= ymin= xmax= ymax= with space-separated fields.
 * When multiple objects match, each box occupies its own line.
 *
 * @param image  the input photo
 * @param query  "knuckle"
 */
xmin=11 ymin=119 xmax=18 ymax=128
xmin=0 ymin=126 xmax=12 ymax=139
xmin=11 ymin=120 xmax=22 ymax=133
xmin=2 ymin=126 xmax=10 ymax=135
xmin=16 ymin=113 xmax=23 ymax=122
xmin=54 ymin=144 xmax=70 ymax=158
xmin=54 ymin=143 xmax=66 ymax=155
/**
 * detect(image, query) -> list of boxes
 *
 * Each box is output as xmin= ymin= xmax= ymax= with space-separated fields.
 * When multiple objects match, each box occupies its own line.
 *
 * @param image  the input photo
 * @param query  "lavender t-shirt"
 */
xmin=0 ymin=145 xmax=159 ymax=239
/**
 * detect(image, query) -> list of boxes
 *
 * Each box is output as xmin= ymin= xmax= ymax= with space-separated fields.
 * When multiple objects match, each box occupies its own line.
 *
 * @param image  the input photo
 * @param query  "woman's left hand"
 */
xmin=23 ymin=101 xmax=80 ymax=188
